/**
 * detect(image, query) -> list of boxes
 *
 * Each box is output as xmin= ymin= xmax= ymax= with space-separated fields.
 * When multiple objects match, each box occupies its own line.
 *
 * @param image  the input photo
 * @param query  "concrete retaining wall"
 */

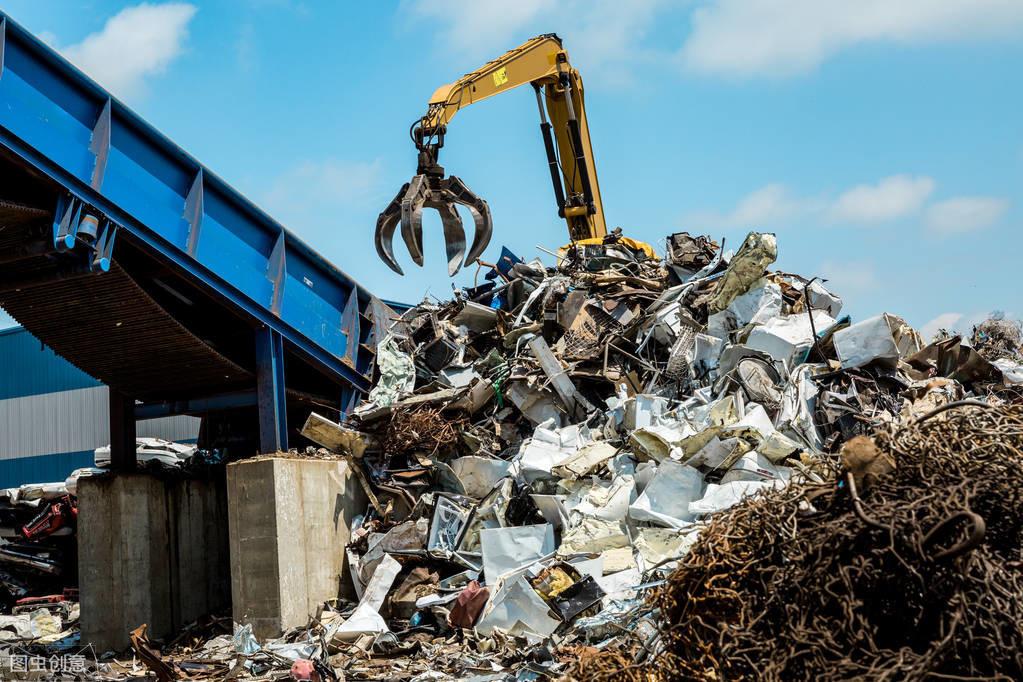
xmin=227 ymin=457 xmax=365 ymax=639
xmin=77 ymin=473 xmax=229 ymax=652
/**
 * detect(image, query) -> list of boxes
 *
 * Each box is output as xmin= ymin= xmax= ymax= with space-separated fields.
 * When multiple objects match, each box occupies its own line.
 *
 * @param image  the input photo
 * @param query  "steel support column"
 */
xmin=255 ymin=326 xmax=287 ymax=453
xmin=109 ymin=389 xmax=137 ymax=470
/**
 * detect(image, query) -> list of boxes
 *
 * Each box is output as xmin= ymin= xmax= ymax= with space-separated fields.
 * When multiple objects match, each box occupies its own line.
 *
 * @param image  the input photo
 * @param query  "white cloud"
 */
xmin=924 ymin=196 xmax=1009 ymax=234
xmin=816 ymin=260 xmax=879 ymax=297
xmin=263 ymin=158 xmax=384 ymax=229
xmin=684 ymin=183 xmax=819 ymax=229
xmin=829 ymin=175 xmax=934 ymax=223
xmin=729 ymin=184 xmax=804 ymax=224
xmin=920 ymin=312 xmax=963 ymax=341
xmin=402 ymin=0 xmax=551 ymax=57
xmin=36 ymin=31 xmax=59 ymax=47
xmin=680 ymin=0 xmax=1023 ymax=77
xmin=683 ymin=174 xmax=933 ymax=230
xmin=555 ymin=0 xmax=670 ymax=86
xmin=402 ymin=0 xmax=670 ymax=86
xmin=236 ymin=22 xmax=258 ymax=73
xmin=409 ymin=1 xmax=1023 ymax=82
xmin=919 ymin=311 xmax=1020 ymax=341
xmin=58 ymin=3 xmax=197 ymax=99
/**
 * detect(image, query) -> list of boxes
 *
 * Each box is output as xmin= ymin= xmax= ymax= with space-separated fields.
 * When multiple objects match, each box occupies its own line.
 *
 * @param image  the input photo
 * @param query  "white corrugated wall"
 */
xmin=0 ymin=385 xmax=200 ymax=462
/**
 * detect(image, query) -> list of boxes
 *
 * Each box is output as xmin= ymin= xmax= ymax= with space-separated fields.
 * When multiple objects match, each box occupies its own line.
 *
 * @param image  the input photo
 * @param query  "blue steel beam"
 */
xmin=0 ymin=12 xmax=378 ymax=395
xmin=135 ymin=391 xmax=259 ymax=420
xmin=255 ymin=326 xmax=288 ymax=453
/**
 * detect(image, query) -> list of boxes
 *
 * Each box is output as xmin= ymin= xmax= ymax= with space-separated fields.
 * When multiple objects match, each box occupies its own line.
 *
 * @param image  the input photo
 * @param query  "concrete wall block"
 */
xmin=228 ymin=457 xmax=366 ymax=640
xmin=168 ymin=477 xmax=231 ymax=627
xmin=78 ymin=473 xmax=229 ymax=652
xmin=227 ymin=458 xmax=282 ymax=639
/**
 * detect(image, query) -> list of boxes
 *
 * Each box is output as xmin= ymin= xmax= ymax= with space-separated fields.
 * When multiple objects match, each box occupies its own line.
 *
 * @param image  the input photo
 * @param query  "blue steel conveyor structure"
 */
xmin=0 ymin=12 xmax=395 ymax=464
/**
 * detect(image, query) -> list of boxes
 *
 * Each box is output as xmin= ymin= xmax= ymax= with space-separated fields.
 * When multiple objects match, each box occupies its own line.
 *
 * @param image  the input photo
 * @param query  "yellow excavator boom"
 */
xmin=423 ymin=34 xmax=606 ymax=241
xmin=374 ymin=34 xmax=611 ymax=276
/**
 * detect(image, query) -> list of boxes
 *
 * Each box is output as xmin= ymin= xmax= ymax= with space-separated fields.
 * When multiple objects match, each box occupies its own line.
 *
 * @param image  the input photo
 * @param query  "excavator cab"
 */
xmin=374 ymin=117 xmax=493 ymax=276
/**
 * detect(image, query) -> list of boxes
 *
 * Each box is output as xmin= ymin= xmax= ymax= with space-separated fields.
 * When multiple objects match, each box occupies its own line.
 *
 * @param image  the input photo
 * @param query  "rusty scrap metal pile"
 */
xmin=572 ymin=403 xmax=1023 ymax=681
xmin=97 ymin=230 xmax=1021 ymax=681
xmin=281 ymin=229 xmax=1020 ymax=681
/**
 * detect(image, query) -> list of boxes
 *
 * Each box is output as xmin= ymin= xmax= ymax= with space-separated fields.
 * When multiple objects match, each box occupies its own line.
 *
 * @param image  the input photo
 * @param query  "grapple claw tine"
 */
xmin=400 ymin=176 xmax=428 ymax=266
xmin=433 ymin=201 xmax=466 ymax=276
xmin=377 ymin=171 xmax=491 ymax=277
xmin=463 ymin=201 xmax=492 ymax=266
xmin=443 ymin=175 xmax=493 ymax=267
xmin=374 ymin=183 xmax=408 ymax=275
xmin=400 ymin=205 xmax=425 ymax=267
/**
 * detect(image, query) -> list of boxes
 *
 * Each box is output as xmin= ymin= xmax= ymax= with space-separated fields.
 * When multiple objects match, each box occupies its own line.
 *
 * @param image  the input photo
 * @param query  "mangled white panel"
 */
xmin=720 ymin=451 xmax=792 ymax=484
xmin=476 ymin=574 xmax=561 ymax=640
xmin=746 ymin=311 xmax=836 ymax=371
xmin=628 ymin=461 xmax=704 ymax=528
xmin=480 ymin=524 xmax=555 ymax=583
xmin=514 ymin=421 xmax=592 ymax=482
xmin=633 ymin=527 xmax=702 ymax=569
xmin=725 ymin=404 xmax=804 ymax=463
xmin=775 ymin=364 xmax=825 ymax=451
xmin=686 ymin=436 xmax=746 ymax=469
xmin=530 ymin=494 xmax=570 ymax=530
xmin=451 ymin=456 xmax=512 ymax=498
xmin=693 ymin=333 xmax=724 ymax=375
xmin=833 ymin=313 xmax=922 ymax=369
xmin=505 ymin=382 xmax=563 ymax=426
xmin=332 ymin=554 xmax=402 ymax=641
xmin=629 ymin=422 xmax=697 ymax=462
xmin=689 ymin=480 xmax=783 ymax=516
xmin=994 ymin=358 xmax=1023 ymax=385
xmin=595 ymin=568 xmax=643 ymax=606
xmin=624 ymin=395 xmax=669 ymax=431
xmin=802 ymin=279 xmax=843 ymax=317
xmin=706 ymin=278 xmax=782 ymax=339
xmin=565 ymin=476 xmax=635 ymax=522
xmin=552 ymin=442 xmax=619 ymax=479
xmin=558 ymin=516 xmax=631 ymax=555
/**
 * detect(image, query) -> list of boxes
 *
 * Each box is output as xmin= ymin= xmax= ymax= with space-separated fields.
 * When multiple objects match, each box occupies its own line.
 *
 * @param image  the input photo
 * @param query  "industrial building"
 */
xmin=0 ymin=323 xmax=199 ymax=488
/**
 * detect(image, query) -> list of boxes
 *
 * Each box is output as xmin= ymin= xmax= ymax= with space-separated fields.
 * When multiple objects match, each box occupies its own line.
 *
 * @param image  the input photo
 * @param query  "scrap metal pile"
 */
xmin=22 ymin=231 xmax=1018 ymax=681
xmin=283 ymin=230 xmax=1022 ymax=680
xmin=0 ymin=481 xmax=81 ymax=656
xmin=0 ymin=483 xmax=78 ymax=610
xmin=573 ymin=403 xmax=1023 ymax=681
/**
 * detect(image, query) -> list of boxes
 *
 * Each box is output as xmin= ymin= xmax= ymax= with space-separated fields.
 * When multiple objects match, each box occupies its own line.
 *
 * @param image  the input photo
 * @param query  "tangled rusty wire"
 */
xmin=381 ymin=405 xmax=466 ymax=461
xmin=561 ymin=647 xmax=649 ymax=682
xmin=571 ymin=403 xmax=1023 ymax=681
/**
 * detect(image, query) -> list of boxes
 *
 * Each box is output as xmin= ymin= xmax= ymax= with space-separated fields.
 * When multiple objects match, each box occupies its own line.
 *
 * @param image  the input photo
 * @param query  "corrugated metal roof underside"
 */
xmin=0 ymin=203 xmax=251 ymax=401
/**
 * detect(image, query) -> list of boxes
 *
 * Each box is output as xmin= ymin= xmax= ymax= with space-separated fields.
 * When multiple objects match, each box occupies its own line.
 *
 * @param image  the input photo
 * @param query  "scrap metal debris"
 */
xmin=573 ymin=402 xmax=1023 ymax=681
xmin=0 ymin=482 xmax=81 ymax=616
xmin=290 ymin=230 xmax=1020 ymax=680
xmin=2 ymin=230 xmax=1021 ymax=681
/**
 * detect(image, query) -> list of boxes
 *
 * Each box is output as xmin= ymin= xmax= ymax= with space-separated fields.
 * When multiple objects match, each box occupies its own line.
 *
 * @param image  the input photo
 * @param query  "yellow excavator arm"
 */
xmin=375 ymin=34 xmax=608 ymax=276
xmin=422 ymin=34 xmax=606 ymax=241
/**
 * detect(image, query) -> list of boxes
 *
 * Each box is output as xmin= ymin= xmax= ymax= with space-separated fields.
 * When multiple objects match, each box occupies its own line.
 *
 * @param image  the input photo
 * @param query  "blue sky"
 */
xmin=0 ymin=0 xmax=1020 ymax=340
